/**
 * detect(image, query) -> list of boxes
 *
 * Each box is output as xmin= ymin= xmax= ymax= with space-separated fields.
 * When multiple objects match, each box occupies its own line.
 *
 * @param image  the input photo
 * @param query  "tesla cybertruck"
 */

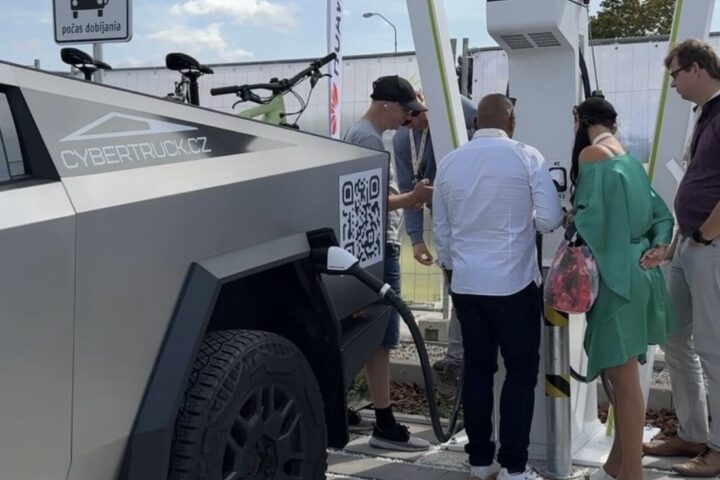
xmin=0 ymin=59 xmax=391 ymax=480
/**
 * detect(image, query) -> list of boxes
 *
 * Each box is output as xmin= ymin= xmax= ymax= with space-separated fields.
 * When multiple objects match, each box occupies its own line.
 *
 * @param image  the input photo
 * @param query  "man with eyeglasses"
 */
xmin=393 ymin=92 xmax=477 ymax=395
xmin=642 ymin=38 xmax=720 ymax=477
xmin=342 ymin=75 xmax=433 ymax=451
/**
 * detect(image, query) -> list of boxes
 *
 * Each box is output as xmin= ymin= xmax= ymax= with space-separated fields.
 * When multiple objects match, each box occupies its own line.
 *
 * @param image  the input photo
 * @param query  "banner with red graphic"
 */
xmin=327 ymin=0 xmax=342 ymax=139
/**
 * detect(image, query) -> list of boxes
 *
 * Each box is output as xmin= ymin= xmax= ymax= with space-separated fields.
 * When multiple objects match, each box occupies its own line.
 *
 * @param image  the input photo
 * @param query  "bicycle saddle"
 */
xmin=165 ymin=53 xmax=213 ymax=75
xmin=60 ymin=48 xmax=112 ymax=71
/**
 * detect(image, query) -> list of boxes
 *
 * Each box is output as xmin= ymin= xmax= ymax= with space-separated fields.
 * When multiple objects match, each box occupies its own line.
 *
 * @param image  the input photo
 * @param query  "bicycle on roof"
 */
xmin=210 ymin=53 xmax=336 ymax=130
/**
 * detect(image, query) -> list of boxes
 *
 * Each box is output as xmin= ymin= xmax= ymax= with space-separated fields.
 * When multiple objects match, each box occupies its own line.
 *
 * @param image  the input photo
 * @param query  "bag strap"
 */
xmin=564 ymin=222 xmax=577 ymax=242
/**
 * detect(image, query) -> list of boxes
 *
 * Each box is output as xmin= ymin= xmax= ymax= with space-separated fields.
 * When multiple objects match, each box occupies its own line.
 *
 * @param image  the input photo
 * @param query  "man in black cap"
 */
xmin=343 ymin=75 xmax=432 ymax=451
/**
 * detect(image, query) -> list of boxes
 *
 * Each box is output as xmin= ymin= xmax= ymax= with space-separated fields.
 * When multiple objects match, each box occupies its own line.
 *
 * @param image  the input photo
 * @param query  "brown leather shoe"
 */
xmin=673 ymin=447 xmax=720 ymax=477
xmin=642 ymin=433 xmax=706 ymax=457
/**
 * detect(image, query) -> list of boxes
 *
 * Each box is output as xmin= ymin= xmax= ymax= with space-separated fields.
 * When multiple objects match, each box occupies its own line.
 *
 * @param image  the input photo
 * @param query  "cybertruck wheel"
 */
xmin=169 ymin=330 xmax=327 ymax=480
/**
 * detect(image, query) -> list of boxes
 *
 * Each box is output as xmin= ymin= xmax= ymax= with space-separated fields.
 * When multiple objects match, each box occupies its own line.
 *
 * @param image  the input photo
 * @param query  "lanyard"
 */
xmin=409 ymin=128 xmax=429 ymax=176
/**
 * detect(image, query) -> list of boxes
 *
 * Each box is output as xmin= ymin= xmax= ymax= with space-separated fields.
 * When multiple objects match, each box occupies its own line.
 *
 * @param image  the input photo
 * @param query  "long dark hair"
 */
xmin=570 ymin=97 xmax=618 ymax=200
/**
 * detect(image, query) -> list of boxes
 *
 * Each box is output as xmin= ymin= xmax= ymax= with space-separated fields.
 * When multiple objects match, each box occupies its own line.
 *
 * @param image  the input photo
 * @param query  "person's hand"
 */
xmin=412 ymin=242 xmax=434 ymax=266
xmin=562 ymin=209 xmax=575 ymax=228
xmin=640 ymin=246 xmax=667 ymax=269
xmin=411 ymin=179 xmax=433 ymax=204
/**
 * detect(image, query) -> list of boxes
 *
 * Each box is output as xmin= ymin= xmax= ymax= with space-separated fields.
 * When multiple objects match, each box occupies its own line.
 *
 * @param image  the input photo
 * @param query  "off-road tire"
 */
xmin=169 ymin=330 xmax=327 ymax=480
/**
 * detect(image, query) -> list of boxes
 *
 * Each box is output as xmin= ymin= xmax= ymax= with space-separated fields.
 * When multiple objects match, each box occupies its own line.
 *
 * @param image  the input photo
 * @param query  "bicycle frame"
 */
xmin=237 ymin=95 xmax=285 ymax=125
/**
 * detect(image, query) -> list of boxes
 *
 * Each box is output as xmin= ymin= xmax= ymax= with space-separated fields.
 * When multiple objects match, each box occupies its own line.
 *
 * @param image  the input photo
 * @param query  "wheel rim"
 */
xmin=223 ymin=385 xmax=306 ymax=480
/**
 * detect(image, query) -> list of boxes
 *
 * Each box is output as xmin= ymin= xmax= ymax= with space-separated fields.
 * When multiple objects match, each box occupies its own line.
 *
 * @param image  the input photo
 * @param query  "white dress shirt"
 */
xmin=432 ymin=128 xmax=563 ymax=296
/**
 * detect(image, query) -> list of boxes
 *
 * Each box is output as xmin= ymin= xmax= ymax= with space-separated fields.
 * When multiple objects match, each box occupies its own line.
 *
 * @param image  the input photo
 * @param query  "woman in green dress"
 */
xmin=569 ymin=97 xmax=676 ymax=480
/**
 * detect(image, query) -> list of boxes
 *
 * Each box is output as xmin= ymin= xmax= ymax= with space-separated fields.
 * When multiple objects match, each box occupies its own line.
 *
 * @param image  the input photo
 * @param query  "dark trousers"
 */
xmin=452 ymin=282 xmax=541 ymax=472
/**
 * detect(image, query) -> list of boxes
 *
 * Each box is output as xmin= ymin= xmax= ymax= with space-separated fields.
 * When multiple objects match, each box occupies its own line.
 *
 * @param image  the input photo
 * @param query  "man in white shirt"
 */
xmin=432 ymin=94 xmax=562 ymax=480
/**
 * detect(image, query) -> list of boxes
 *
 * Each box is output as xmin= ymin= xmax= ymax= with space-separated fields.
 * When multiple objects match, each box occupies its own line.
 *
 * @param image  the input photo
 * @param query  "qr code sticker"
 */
xmin=339 ymin=168 xmax=383 ymax=266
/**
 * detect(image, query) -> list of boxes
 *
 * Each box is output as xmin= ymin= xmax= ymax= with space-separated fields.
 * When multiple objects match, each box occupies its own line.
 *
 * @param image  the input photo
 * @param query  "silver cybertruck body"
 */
xmin=0 ymin=60 xmax=390 ymax=480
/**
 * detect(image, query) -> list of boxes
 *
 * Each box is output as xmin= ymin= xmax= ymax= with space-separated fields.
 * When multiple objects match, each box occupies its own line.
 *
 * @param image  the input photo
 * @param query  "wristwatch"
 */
xmin=692 ymin=229 xmax=713 ymax=245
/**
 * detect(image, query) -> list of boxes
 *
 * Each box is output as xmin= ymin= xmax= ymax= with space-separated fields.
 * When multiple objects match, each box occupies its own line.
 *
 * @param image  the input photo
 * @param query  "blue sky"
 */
xmin=3 ymin=1 xmax=720 ymax=71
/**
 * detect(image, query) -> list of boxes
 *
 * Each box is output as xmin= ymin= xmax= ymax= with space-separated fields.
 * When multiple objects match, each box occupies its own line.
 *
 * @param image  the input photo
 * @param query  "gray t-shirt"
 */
xmin=344 ymin=119 xmax=402 ymax=245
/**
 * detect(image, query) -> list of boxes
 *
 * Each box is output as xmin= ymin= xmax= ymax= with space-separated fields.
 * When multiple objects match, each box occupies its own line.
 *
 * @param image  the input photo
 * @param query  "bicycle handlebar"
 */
xmin=286 ymin=52 xmax=336 ymax=85
xmin=210 ymin=53 xmax=337 ymax=99
xmin=210 ymin=85 xmax=253 ymax=96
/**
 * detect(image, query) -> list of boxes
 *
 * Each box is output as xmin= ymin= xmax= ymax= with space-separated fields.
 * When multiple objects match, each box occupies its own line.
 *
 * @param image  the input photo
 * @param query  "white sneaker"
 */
xmin=587 ymin=467 xmax=616 ymax=480
xmin=469 ymin=460 xmax=501 ymax=480
xmin=497 ymin=467 xmax=540 ymax=480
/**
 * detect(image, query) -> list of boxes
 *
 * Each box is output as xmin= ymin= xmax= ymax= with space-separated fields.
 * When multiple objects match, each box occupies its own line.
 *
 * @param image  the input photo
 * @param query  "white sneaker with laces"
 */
xmin=469 ymin=460 xmax=501 ymax=480
xmin=497 ymin=467 xmax=540 ymax=480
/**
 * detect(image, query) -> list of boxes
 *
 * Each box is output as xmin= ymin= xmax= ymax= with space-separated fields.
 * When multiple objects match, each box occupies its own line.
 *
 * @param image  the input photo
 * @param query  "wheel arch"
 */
xmin=119 ymin=233 xmax=345 ymax=480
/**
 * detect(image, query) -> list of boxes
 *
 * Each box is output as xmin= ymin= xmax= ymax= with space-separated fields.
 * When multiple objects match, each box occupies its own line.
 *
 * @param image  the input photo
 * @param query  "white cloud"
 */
xmin=170 ymin=0 xmax=298 ymax=32
xmin=149 ymin=23 xmax=253 ymax=62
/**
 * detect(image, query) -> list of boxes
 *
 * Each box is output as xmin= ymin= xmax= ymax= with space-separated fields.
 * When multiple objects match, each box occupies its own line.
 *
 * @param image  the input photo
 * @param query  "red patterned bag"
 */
xmin=544 ymin=225 xmax=599 ymax=314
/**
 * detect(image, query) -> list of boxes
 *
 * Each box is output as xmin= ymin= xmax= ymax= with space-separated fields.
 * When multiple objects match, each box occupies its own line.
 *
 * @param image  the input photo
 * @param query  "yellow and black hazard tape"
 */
xmin=545 ymin=374 xmax=571 ymax=398
xmin=543 ymin=305 xmax=568 ymax=327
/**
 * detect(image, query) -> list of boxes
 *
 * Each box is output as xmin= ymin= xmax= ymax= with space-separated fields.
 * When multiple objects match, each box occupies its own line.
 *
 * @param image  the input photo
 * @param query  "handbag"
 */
xmin=543 ymin=223 xmax=599 ymax=314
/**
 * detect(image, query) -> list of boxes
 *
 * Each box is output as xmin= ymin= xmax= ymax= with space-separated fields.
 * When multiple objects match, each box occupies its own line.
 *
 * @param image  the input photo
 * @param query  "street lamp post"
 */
xmin=362 ymin=12 xmax=397 ymax=53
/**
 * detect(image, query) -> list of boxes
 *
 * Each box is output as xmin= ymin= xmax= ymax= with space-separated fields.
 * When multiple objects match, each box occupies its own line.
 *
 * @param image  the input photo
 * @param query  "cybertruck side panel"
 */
xmin=19 ymin=72 xmax=390 ymax=325
xmin=0 ymin=183 xmax=75 ymax=480
xmin=14 ymin=65 xmax=389 ymax=479
xmin=0 ymin=64 xmax=18 ymax=87
xmin=62 ymin=158 xmax=386 ymax=480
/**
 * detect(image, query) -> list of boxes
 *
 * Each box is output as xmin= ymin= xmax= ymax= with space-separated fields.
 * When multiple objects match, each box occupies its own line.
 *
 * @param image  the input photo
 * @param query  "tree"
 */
xmin=590 ymin=0 xmax=676 ymax=40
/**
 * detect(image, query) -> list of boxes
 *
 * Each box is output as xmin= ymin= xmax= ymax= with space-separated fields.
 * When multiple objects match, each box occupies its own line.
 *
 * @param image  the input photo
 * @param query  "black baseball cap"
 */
xmin=371 ymin=75 xmax=427 ymax=112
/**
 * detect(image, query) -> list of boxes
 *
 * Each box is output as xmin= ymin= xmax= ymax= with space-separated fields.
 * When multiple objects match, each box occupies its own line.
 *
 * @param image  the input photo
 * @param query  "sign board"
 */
xmin=54 ymin=0 xmax=132 ymax=44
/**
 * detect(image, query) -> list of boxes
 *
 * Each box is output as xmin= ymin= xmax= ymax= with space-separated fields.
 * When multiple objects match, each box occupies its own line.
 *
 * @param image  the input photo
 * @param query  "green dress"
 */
xmin=574 ymin=153 xmax=676 ymax=380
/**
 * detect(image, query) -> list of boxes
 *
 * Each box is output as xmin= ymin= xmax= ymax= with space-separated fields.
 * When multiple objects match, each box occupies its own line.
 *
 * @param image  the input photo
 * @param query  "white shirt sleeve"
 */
xmin=432 ymin=162 xmax=453 ymax=270
xmin=528 ymin=149 xmax=563 ymax=234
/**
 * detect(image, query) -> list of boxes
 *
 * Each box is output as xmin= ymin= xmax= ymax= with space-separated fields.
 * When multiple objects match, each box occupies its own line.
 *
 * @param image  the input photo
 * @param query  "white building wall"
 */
xmin=101 ymin=35 xmax=720 ymax=161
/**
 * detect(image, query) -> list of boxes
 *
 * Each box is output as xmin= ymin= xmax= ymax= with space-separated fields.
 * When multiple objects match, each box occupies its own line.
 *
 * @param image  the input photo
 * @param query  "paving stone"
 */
xmin=328 ymin=450 xmax=468 ymax=479
xmin=643 ymin=454 xmax=689 ymax=472
xmin=333 ymin=423 xmax=706 ymax=480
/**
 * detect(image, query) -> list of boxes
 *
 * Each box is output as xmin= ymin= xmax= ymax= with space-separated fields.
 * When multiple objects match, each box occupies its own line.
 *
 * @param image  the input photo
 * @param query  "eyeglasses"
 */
xmin=670 ymin=64 xmax=690 ymax=80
